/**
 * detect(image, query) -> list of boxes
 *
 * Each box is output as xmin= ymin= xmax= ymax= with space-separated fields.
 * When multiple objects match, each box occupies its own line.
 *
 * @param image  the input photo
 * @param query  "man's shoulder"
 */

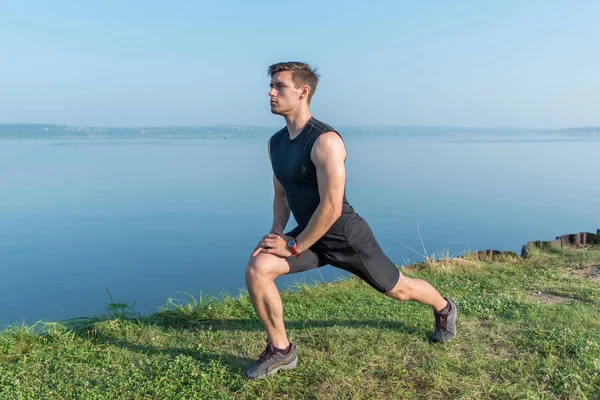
xmin=311 ymin=130 xmax=347 ymax=164
xmin=268 ymin=127 xmax=288 ymax=162
xmin=310 ymin=117 xmax=344 ymax=147
xmin=311 ymin=118 xmax=338 ymax=136
xmin=314 ymin=130 xmax=345 ymax=149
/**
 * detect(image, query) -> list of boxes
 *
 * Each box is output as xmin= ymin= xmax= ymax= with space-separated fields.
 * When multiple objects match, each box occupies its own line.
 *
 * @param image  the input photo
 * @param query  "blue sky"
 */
xmin=1 ymin=0 xmax=598 ymax=128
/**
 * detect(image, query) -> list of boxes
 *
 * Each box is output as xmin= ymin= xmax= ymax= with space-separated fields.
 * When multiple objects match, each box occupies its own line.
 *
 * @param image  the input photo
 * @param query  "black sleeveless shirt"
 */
xmin=269 ymin=117 xmax=357 ymax=245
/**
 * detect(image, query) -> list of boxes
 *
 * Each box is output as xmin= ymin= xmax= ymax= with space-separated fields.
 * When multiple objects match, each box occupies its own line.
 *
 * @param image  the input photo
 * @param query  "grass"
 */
xmin=1 ymin=245 xmax=599 ymax=399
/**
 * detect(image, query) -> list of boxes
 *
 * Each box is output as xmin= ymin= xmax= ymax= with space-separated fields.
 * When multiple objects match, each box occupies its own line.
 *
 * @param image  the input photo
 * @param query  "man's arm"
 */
xmin=271 ymin=174 xmax=290 ymax=233
xmin=294 ymin=131 xmax=346 ymax=253
xmin=268 ymin=137 xmax=290 ymax=233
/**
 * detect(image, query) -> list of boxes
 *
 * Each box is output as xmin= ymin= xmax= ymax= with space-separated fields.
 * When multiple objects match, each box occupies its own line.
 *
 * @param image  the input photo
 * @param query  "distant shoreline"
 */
xmin=1 ymin=123 xmax=599 ymax=140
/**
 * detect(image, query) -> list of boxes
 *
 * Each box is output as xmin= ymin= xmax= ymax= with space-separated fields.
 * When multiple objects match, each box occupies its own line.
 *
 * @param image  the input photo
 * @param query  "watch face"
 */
xmin=288 ymin=239 xmax=295 ymax=247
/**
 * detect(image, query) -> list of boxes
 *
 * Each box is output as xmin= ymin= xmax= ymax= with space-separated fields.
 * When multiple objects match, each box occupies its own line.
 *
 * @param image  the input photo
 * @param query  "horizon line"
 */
xmin=2 ymin=122 xmax=598 ymax=131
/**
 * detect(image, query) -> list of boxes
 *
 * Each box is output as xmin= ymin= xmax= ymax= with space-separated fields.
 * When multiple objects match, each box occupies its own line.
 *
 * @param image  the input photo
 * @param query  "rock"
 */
xmin=460 ymin=249 xmax=519 ymax=261
xmin=521 ymin=230 xmax=600 ymax=257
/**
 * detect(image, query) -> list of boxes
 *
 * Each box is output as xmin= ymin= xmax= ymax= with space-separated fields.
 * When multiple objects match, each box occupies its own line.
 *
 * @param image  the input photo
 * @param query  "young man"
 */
xmin=244 ymin=61 xmax=457 ymax=380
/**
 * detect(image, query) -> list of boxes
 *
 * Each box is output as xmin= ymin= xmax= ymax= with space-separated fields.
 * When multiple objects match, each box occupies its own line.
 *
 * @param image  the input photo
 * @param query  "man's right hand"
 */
xmin=251 ymin=229 xmax=286 ymax=258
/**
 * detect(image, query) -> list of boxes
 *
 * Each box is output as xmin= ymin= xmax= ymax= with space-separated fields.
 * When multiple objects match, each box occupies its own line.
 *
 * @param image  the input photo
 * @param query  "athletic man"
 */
xmin=244 ymin=61 xmax=457 ymax=380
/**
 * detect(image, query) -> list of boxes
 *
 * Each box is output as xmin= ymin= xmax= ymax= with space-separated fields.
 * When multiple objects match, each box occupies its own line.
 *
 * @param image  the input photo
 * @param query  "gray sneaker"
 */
xmin=244 ymin=340 xmax=298 ymax=379
xmin=431 ymin=298 xmax=457 ymax=343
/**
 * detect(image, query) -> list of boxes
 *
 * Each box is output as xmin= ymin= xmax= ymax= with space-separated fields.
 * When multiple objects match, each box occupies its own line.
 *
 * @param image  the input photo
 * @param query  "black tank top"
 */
xmin=269 ymin=117 xmax=357 ymax=243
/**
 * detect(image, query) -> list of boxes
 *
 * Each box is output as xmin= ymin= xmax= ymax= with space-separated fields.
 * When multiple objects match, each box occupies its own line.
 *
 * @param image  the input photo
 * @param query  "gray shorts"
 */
xmin=284 ymin=217 xmax=400 ymax=293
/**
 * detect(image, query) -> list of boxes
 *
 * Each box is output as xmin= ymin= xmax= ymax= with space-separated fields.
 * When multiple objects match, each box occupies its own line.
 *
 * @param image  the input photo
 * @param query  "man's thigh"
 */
xmin=324 ymin=236 xmax=400 ymax=293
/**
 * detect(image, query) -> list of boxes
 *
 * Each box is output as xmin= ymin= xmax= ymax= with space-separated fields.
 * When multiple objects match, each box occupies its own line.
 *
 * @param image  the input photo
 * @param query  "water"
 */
xmin=1 ymin=135 xmax=599 ymax=327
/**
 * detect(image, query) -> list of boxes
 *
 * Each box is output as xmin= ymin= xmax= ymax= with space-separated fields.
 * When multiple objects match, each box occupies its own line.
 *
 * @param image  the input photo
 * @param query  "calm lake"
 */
xmin=1 ymin=134 xmax=599 ymax=327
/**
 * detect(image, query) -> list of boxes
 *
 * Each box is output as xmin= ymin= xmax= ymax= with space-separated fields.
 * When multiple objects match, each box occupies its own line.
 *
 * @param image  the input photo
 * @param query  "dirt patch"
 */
xmin=566 ymin=264 xmax=600 ymax=281
xmin=527 ymin=292 xmax=571 ymax=304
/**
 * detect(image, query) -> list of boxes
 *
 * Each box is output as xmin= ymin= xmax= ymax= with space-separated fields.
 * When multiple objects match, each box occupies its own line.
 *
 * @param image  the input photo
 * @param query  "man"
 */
xmin=244 ymin=61 xmax=457 ymax=380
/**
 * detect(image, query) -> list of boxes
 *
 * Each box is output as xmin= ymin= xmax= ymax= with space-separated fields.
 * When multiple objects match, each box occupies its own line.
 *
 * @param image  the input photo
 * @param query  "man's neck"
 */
xmin=284 ymin=110 xmax=312 ymax=140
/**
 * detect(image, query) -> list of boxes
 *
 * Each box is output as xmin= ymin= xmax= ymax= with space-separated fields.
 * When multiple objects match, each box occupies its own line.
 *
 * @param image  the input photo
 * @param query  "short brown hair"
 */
xmin=268 ymin=61 xmax=320 ymax=104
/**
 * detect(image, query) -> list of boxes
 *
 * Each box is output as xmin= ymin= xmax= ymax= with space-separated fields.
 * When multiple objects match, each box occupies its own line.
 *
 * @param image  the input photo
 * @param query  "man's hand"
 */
xmin=251 ymin=229 xmax=294 ymax=258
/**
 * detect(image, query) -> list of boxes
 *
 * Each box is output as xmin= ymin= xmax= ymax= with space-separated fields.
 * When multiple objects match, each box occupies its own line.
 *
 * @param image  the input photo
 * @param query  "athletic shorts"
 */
xmin=284 ymin=216 xmax=400 ymax=293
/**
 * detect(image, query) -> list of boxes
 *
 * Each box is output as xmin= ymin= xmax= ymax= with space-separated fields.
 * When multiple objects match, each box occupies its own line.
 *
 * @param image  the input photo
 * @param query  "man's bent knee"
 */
xmin=245 ymin=253 xmax=290 ymax=282
xmin=384 ymin=271 xmax=411 ymax=301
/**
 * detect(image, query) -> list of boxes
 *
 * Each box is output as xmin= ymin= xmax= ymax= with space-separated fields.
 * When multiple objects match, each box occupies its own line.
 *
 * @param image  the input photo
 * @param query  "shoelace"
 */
xmin=255 ymin=344 xmax=276 ymax=365
xmin=435 ymin=313 xmax=448 ymax=331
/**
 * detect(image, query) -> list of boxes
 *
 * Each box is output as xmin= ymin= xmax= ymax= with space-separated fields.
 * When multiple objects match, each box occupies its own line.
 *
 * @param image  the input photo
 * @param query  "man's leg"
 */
xmin=323 ymin=222 xmax=458 ymax=342
xmin=244 ymin=248 xmax=321 ymax=379
xmin=245 ymin=253 xmax=291 ymax=350
xmin=383 ymin=272 xmax=457 ymax=342
xmin=384 ymin=271 xmax=447 ymax=311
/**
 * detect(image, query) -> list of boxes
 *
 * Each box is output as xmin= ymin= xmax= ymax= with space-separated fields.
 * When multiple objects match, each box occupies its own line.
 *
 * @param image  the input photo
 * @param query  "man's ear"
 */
xmin=300 ymin=85 xmax=311 ymax=100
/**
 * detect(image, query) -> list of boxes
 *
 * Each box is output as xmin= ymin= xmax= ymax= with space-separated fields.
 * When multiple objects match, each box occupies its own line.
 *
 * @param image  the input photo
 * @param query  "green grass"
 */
xmin=1 ymin=246 xmax=599 ymax=399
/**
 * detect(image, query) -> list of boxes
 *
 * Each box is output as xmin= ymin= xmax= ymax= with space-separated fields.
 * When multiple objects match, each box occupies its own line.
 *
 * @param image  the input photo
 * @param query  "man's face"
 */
xmin=268 ymin=71 xmax=304 ymax=115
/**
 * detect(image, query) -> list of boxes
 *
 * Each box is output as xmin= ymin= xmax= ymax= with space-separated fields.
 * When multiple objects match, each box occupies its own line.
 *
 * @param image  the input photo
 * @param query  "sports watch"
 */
xmin=287 ymin=238 xmax=301 ymax=258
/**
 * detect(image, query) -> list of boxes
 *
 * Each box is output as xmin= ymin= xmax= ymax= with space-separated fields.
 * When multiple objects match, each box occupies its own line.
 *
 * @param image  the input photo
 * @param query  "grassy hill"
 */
xmin=1 ymin=245 xmax=599 ymax=399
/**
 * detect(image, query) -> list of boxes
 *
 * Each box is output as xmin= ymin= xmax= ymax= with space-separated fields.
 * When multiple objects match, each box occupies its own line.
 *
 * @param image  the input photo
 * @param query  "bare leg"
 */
xmin=245 ymin=253 xmax=292 ymax=349
xmin=385 ymin=271 xmax=448 ymax=311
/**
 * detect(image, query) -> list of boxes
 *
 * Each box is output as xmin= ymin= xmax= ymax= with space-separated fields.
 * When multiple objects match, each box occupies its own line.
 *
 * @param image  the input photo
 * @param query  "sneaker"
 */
xmin=244 ymin=340 xmax=298 ymax=379
xmin=431 ymin=298 xmax=457 ymax=343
